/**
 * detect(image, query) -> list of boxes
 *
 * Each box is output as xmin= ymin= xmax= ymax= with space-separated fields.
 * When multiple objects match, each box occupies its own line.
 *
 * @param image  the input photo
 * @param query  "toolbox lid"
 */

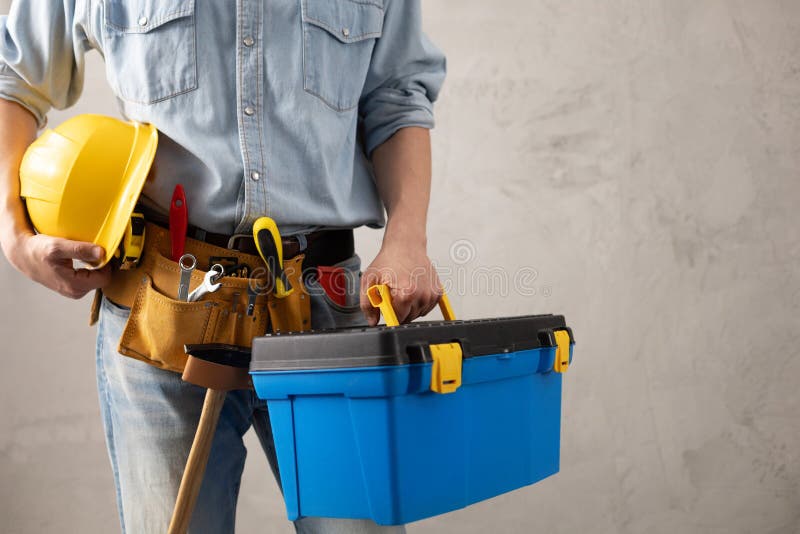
xmin=250 ymin=315 xmax=573 ymax=372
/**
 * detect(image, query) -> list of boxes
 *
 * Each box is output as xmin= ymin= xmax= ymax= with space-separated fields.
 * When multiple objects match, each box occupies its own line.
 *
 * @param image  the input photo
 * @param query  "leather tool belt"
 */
xmin=137 ymin=207 xmax=355 ymax=268
xmin=92 ymin=222 xmax=353 ymax=374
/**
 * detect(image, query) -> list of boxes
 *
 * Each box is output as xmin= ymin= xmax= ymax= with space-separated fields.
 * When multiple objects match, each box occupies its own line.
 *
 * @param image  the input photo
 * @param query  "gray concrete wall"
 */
xmin=1 ymin=1 xmax=798 ymax=532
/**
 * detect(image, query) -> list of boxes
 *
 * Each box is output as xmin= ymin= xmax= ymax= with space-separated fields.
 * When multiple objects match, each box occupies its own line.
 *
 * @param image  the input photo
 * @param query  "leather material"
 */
xmin=100 ymin=222 xmax=311 ymax=374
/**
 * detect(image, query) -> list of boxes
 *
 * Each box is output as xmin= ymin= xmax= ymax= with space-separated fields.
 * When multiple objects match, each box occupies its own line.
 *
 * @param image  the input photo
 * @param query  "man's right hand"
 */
xmin=2 ymin=231 xmax=111 ymax=299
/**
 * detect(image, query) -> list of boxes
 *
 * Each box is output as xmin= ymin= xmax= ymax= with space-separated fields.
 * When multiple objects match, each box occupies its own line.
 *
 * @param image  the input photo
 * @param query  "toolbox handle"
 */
xmin=367 ymin=284 xmax=456 ymax=327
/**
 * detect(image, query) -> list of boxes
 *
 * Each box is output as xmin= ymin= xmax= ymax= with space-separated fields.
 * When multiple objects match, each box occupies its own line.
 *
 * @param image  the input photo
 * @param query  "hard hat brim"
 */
xmin=93 ymin=122 xmax=158 ymax=268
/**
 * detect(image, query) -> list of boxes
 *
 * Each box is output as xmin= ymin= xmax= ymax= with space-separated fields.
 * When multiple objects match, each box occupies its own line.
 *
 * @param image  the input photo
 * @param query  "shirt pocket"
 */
xmin=102 ymin=0 xmax=197 ymax=104
xmin=301 ymin=0 xmax=385 ymax=112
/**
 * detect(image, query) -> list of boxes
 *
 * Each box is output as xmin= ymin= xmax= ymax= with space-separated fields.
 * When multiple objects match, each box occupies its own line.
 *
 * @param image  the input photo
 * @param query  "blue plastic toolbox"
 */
xmin=250 ymin=288 xmax=574 ymax=525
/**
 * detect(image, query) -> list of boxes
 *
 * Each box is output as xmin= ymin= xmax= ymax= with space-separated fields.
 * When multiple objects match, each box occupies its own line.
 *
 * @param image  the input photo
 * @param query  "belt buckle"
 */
xmin=227 ymin=233 xmax=252 ymax=250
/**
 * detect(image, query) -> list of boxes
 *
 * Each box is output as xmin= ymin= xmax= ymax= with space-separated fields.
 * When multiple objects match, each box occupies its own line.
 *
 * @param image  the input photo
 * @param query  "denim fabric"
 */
xmin=94 ymin=255 xmax=406 ymax=533
xmin=304 ymin=253 xmax=366 ymax=329
xmin=0 ymin=0 xmax=446 ymax=235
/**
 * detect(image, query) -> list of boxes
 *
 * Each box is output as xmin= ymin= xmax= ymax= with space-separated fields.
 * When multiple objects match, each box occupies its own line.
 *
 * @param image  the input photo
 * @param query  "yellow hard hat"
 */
xmin=19 ymin=114 xmax=158 ymax=267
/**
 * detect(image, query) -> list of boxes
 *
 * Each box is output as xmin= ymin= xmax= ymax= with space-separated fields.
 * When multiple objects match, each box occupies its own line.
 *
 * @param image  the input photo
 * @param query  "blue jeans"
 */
xmin=95 ymin=255 xmax=405 ymax=534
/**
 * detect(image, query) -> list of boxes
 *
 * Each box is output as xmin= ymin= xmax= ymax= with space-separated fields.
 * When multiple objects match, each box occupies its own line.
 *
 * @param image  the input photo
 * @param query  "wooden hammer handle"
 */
xmin=168 ymin=388 xmax=227 ymax=534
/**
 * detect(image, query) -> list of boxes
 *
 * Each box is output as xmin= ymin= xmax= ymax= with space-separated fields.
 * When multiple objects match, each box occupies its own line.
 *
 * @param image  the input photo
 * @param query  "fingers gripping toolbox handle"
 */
xmin=367 ymin=284 xmax=455 ymax=327
xmin=367 ymin=284 xmax=461 ymax=394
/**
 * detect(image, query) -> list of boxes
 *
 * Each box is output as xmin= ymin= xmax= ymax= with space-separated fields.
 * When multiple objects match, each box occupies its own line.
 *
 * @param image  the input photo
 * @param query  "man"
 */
xmin=0 ymin=1 xmax=445 ymax=532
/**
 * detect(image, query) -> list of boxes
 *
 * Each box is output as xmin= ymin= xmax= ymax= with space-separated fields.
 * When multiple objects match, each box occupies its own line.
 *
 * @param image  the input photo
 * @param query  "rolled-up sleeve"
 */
xmin=0 ymin=0 xmax=89 ymax=127
xmin=358 ymin=0 xmax=446 ymax=157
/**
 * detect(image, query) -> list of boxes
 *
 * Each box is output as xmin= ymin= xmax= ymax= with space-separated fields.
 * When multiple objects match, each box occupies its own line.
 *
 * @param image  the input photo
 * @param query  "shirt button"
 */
xmin=243 ymin=36 xmax=255 ymax=47
xmin=251 ymin=171 xmax=260 ymax=181
xmin=342 ymin=28 xmax=350 ymax=37
xmin=138 ymin=16 xmax=148 ymax=26
xmin=244 ymin=106 xmax=255 ymax=116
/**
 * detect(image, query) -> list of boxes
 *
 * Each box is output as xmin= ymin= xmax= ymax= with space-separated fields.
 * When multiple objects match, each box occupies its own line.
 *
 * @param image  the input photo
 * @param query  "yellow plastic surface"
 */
xmin=366 ymin=285 xmax=399 ymax=326
xmin=553 ymin=330 xmax=571 ymax=373
xmin=19 ymin=114 xmax=158 ymax=268
xmin=119 ymin=213 xmax=145 ymax=270
xmin=429 ymin=342 xmax=463 ymax=394
xmin=253 ymin=217 xmax=294 ymax=298
xmin=438 ymin=293 xmax=455 ymax=321
xmin=367 ymin=284 xmax=456 ymax=327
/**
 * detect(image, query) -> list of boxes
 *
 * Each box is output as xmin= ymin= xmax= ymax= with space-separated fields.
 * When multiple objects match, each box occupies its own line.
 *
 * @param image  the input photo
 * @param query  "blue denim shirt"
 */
xmin=0 ymin=0 xmax=446 ymax=235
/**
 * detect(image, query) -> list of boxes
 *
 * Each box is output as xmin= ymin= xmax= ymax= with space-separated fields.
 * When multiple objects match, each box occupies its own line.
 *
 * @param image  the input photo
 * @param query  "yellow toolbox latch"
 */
xmin=429 ymin=342 xmax=463 ymax=394
xmin=553 ymin=330 xmax=571 ymax=373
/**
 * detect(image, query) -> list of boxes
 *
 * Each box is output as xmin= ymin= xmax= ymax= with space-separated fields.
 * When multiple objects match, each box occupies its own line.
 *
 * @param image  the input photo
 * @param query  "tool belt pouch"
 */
xmin=99 ymin=223 xmax=310 ymax=374
xmin=266 ymin=256 xmax=311 ymax=333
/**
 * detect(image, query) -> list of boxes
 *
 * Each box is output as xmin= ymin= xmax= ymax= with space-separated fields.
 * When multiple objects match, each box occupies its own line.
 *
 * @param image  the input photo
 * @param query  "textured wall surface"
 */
xmin=1 ymin=1 xmax=799 ymax=533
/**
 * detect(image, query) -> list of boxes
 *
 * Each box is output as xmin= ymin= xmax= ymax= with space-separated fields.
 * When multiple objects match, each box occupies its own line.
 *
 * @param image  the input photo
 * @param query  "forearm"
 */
xmin=0 ymin=99 xmax=37 ymax=254
xmin=361 ymin=126 xmax=439 ymax=323
xmin=371 ymin=126 xmax=431 ymax=249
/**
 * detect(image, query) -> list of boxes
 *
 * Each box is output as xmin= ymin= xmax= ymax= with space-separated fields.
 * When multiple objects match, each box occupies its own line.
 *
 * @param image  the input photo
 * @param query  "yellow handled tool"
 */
xmin=366 ymin=284 xmax=456 ymax=326
xmin=113 ymin=212 xmax=146 ymax=270
xmin=253 ymin=217 xmax=293 ymax=298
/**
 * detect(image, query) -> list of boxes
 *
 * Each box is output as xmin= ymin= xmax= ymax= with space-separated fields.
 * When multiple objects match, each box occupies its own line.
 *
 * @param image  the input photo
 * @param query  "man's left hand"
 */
xmin=360 ymin=237 xmax=442 ymax=326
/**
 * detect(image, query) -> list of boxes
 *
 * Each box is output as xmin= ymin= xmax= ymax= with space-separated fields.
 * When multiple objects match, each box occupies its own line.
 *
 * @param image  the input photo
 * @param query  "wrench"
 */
xmin=188 ymin=264 xmax=224 ymax=302
xmin=178 ymin=254 xmax=197 ymax=301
